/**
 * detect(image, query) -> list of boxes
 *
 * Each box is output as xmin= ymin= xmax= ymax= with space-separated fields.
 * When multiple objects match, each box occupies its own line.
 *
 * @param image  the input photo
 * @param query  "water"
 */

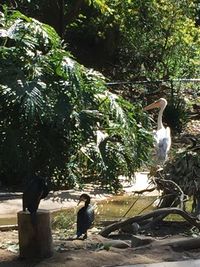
xmin=0 ymin=195 xmax=157 ymax=227
xmin=95 ymin=195 xmax=156 ymax=223
xmin=0 ymin=217 xmax=17 ymax=226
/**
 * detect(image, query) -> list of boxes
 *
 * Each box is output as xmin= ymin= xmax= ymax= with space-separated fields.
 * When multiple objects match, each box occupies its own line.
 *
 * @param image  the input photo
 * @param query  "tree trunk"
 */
xmin=17 ymin=209 xmax=53 ymax=259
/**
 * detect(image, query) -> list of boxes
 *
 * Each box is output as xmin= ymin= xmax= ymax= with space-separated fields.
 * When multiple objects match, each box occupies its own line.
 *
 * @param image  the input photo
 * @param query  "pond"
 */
xmin=0 ymin=194 xmax=157 ymax=227
xmin=51 ymin=194 xmax=157 ymax=233
xmin=96 ymin=195 xmax=156 ymax=222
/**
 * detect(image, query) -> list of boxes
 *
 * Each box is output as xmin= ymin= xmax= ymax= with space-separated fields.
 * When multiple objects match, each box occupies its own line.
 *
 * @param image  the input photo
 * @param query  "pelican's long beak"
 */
xmin=144 ymin=100 xmax=160 ymax=111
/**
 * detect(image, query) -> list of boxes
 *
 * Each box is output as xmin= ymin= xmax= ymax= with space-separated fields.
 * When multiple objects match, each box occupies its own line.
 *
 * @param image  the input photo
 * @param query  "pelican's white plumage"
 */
xmin=144 ymin=98 xmax=171 ymax=163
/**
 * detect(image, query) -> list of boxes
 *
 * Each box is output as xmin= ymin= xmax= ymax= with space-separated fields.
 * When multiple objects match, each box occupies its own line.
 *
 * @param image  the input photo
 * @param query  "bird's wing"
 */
xmin=87 ymin=205 xmax=95 ymax=224
xmin=155 ymin=127 xmax=171 ymax=161
xmin=77 ymin=208 xmax=85 ymax=234
xmin=77 ymin=206 xmax=94 ymax=237
xmin=157 ymin=138 xmax=169 ymax=161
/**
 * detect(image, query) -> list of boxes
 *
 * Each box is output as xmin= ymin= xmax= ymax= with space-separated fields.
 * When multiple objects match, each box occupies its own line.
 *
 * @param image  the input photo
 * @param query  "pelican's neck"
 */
xmin=157 ymin=105 xmax=165 ymax=130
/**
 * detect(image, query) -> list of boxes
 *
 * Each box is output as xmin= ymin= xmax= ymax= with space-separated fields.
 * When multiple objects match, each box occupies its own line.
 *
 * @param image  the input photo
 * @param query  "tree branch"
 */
xmin=99 ymin=207 xmax=200 ymax=237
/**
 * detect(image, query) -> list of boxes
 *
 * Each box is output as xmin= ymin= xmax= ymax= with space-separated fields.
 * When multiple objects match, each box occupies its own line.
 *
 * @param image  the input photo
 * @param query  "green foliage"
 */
xmin=114 ymin=0 xmax=200 ymax=81
xmin=165 ymin=83 xmax=190 ymax=132
xmin=0 ymin=8 xmax=153 ymax=190
xmin=156 ymin=140 xmax=200 ymax=211
xmin=3 ymin=1 xmax=200 ymax=83
xmin=52 ymin=211 xmax=75 ymax=230
xmin=63 ymin=0 xmax=200 ymax=85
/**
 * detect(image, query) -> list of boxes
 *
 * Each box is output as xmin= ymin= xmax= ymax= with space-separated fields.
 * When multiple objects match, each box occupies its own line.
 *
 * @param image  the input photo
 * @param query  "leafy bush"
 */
xmin=0 ymin=7 xmax=153 ymax=191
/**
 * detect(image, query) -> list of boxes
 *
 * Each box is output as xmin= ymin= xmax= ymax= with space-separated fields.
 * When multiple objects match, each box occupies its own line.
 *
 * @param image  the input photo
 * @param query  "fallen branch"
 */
xmin=133 ymin=187 xmax=157 ymax=195
xmin=133 ymin=236 xmax=200 ymax=252
xmin=154 ymin=176 xmax=188 ymax=209
xmin=99 ymin=207 xmax=200 ymax=237
xmin=163 ymin=237 xmax=200 ymax=251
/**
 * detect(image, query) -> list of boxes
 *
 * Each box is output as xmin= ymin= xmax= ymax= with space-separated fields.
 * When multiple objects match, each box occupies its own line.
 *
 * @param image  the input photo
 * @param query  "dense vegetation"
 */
xmin=0 ymin=1 xmax=200 ymax=191
xmin=0 ymin=6 xmax=152 ymax=191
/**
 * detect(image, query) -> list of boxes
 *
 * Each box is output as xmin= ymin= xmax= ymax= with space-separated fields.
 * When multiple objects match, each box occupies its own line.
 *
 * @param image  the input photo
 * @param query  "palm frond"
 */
xmin=0 ymin=79 xmax=46 ymax=121
xmin=97 ymin=91 xmax=129 ymax=128
xmin=1 ymin=9 xmax=60 ymax=52
xmin=19 ymin=80 xmax=46 ymax=119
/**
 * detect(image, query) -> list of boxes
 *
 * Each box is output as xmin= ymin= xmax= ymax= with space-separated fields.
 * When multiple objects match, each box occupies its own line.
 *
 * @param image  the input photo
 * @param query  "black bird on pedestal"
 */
xmin=22 ymin=175 xmax=49 ymax=226
xmin=76 ymin=193 xmax=94 ymax=239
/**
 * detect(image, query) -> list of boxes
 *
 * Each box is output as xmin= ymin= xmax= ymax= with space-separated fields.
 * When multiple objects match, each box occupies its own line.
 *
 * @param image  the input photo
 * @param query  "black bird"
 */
xmin=76 ymin=193 xmax=94 ymax=239
xmin=22 ymin=175 xmax=49 ymax=226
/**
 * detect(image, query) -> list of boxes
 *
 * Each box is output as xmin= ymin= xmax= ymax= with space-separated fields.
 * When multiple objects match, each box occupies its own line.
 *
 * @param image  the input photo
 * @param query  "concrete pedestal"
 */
xmin=17 ymin=209 xmax=53 ymax=259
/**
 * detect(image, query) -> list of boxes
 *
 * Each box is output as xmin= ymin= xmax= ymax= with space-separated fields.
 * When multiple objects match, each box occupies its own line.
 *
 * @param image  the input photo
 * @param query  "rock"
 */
xmin=102 ymin=239 xmax=130 ymax=249
xmin=120 ymin=222 xmax=140 ymax=234
xmin=131 ymin=235 xmax=155 ymax=247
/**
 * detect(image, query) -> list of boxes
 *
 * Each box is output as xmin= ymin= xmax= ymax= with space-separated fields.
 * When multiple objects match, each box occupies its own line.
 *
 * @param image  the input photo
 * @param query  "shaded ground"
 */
xmin=1 ymin=230 xmax=200 ymax=267
xmin=1 ymin=173 xmax=200 ymax=266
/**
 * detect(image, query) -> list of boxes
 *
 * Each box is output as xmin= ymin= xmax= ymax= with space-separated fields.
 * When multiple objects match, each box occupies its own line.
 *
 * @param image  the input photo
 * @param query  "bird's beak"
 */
xmin=77 ymin=197 xmax=85 ymax=206
xmin=144 ymin=100 xmax=160 ymax=111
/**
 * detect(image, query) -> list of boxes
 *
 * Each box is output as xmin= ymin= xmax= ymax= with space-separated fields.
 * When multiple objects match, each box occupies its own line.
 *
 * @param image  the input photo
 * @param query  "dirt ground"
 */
xmin=1 ymin=229 xmax=200 ymax=267
xmin=1 ymin=174 xmax=200 ymax=267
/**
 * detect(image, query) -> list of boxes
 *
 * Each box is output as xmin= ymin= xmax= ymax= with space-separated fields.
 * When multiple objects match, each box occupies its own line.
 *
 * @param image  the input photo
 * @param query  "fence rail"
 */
xmin=106 ymin=78 xmax=200 ymax=86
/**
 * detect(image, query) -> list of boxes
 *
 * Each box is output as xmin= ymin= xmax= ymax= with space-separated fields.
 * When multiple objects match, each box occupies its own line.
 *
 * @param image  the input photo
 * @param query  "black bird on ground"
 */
xmin=76 ymin=193 xmax=94 ymax=239
xmin=22 ymin=175 xmax=49 ymax=226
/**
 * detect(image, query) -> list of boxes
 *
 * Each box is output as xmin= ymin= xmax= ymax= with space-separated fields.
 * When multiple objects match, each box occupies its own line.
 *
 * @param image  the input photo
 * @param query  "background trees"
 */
xmin=2 ymin=1 xmax=200 ymax=80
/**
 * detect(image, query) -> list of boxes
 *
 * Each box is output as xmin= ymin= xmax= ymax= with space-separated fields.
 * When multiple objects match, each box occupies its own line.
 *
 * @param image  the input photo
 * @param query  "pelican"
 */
xmin=144 ymin=98 xmax=171 ymax=163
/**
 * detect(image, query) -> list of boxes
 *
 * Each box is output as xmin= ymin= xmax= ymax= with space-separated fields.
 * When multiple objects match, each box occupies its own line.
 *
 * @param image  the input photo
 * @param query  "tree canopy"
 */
xmin=2 ymin=1 xmax=200 ymax=81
